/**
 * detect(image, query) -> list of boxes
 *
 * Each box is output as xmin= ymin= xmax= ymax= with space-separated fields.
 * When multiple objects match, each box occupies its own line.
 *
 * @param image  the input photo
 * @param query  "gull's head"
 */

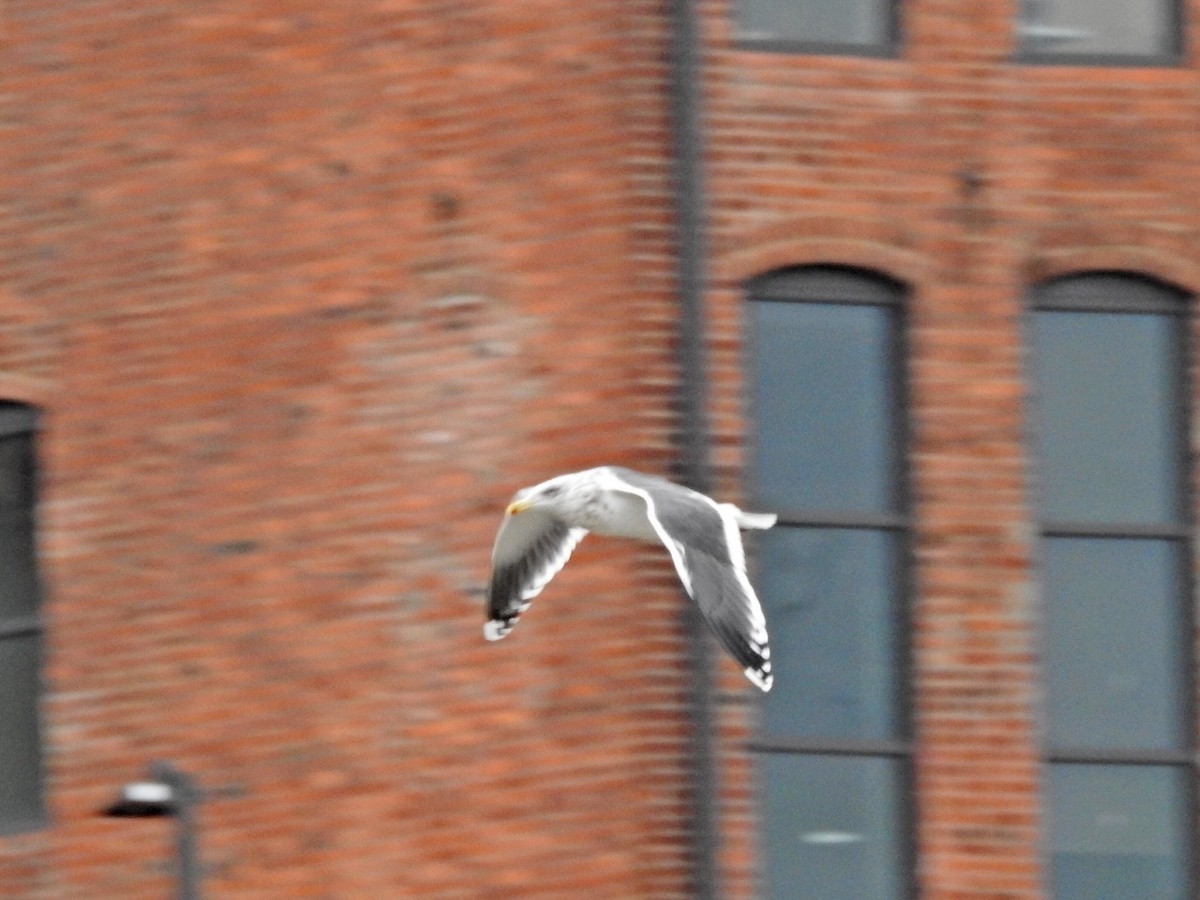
xmin=505 ymin=474 xmax=579 ymax=517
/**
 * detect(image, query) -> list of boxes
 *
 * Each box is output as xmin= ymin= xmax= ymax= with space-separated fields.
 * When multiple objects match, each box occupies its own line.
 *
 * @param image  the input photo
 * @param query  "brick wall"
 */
xmin=4 ymin=0 xmax=1200 ymax=897
xmin=0 ymin=1 xmax=700 ymax=896
xmin=701 ymin=1 xmax=1200 ymax=898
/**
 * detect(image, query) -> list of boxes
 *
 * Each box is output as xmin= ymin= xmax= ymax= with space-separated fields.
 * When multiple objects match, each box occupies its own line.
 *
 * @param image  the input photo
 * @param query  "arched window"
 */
xmin=1029 ymin=272 xmax=1194 ymax=898
xmin=746 ymin=266 xmax=911 ymax=899
xmin=0 ymin=402 xmax=45 ymax=833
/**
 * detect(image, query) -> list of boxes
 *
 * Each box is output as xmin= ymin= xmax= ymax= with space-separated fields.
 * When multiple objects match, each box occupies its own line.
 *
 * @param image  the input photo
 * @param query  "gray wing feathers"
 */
xmin=684 ymin=551 xmax=773 ymax=690
xmin=605 ymin=470 xmax=774 ymax=691
xmin=486 ymin=512 xmax=586 ymax=640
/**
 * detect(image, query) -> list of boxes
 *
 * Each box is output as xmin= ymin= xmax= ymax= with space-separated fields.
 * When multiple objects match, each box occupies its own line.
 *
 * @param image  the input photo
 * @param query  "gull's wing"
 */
xmin=485 ymin=509 xmax=587 ymax=640
xmin=604 ymin=468 xmax=773 ymax=691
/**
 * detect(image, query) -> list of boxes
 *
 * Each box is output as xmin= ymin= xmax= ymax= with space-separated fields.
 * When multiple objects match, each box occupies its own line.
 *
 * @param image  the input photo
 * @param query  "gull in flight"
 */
xmin=485 ymin=466 xmax=775 ymax=691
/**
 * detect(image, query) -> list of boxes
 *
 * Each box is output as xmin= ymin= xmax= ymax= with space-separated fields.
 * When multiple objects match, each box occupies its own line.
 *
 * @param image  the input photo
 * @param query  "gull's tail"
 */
xmin=722 ymin=504 xmax=777 ymax=531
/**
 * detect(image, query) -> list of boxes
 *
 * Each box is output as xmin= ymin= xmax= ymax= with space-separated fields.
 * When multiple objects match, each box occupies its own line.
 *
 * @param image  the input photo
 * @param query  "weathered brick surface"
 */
xmin=702 ymin=2 xmax=1200 ymax=899
xmin=4 ymin=0 xmax=1200 ymax=897
xmin=1 ymin=1 xmax=694 ymax=896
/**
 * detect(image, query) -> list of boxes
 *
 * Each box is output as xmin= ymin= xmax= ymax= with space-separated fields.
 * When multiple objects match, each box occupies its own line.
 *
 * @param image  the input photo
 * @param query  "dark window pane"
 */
xmin=0 ymin=405 xmax=37 ymax=440
xmin=1044 ymin=538 xmax=1185 ymax=750
xmin=0 ymin=432 xmax=38 ymax=620
xmin=759 ymin=753 xmax=903 ymax=899
xmin=1034 ymin=312 xmax=1179 ymax=524
xmin=1018 ymin=0 xmax=1175 ymax=57
xmin=750 ymin=302 xmax=897 ymax=514
xmin=760 ymin=528 xmax=898 ymax=740
xmin=0 ymin=433 xmax=34 ymax=509
xmin=0 ymin=633 xmax=45 ymax=832
xmin=1049 ymin=764 xmax=1189 ymax=900
xmin=737 ymin=0 xmax=890 ymax=47
xmin=0 ymin=510 xmax=39 ymax=620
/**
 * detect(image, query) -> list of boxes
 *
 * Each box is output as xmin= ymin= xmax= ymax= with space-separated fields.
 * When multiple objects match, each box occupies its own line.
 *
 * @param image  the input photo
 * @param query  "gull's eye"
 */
xmin=543 ymin=486 xmax=561 ymax=497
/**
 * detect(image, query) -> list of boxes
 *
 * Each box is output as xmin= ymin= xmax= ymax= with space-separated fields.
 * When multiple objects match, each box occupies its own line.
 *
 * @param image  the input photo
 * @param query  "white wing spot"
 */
xmin=745 ymin=666 xmax=773 ymax=692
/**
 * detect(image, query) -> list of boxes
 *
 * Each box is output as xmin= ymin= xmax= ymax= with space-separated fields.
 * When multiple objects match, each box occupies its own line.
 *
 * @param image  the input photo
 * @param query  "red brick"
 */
xmin=4 ymin=1 xmax=1200 ymax=897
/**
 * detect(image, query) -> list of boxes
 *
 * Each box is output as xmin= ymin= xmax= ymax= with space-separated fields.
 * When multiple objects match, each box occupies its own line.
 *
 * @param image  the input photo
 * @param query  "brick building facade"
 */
xmin=2 ymin=1 xmax=1199 ymax=897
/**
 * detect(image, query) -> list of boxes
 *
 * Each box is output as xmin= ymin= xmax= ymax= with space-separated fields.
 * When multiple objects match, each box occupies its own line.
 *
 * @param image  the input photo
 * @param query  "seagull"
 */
xmin=485 ymin=466 xmax=776 ymax=691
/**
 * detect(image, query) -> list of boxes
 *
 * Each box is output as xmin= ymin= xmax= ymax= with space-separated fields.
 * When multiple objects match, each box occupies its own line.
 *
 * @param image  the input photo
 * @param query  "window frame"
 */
xmin=744 ymin=265 xmax=916 ymax=900
xmin=0 ymin=402 xmax=47 ymax=836
xmin=1013 ymin=0 xmax=1184 ymax=67
xmin=732 ymin=0 xmax=903 ymax=59
xmin=1028 ymin=272 xmax=1197 ymax=895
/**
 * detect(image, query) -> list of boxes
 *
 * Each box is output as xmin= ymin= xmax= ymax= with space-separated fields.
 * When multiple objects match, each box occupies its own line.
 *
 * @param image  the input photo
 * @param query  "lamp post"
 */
xmin=104 ymin=762 xmax=201 ymax=900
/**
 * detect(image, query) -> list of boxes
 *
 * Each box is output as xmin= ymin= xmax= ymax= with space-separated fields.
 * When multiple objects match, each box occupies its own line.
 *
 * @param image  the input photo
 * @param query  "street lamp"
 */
xmin=104 ymin=762 xmax=201 ymax=900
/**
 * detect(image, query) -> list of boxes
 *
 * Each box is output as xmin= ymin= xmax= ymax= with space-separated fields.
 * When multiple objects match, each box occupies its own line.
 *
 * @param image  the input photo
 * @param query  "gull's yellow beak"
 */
xmin=506 ymin=498 xmax=531 ymax=516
